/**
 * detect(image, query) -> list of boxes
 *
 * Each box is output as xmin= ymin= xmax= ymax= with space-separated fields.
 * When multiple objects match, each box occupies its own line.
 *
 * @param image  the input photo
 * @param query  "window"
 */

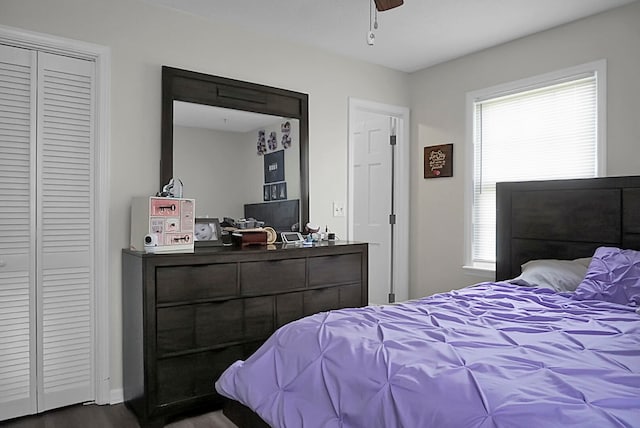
xmin=466 ymin=61 xmax=606 ymax=272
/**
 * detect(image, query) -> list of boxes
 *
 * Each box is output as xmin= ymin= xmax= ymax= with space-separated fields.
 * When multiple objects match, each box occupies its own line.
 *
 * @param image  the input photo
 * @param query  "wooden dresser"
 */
xmin=122 ymin=242 xmax=368 ymax=427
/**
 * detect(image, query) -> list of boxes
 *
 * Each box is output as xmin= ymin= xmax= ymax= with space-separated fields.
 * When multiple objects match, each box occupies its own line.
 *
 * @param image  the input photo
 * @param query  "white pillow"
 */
xmin=510 ymin=258 xmax=591 ymax=292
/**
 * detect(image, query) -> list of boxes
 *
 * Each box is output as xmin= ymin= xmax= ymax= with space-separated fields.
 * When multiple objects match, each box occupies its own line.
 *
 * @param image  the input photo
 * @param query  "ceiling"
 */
xmin=174 ymin=101 xmax=284 ymax=132
xmin=144 ymin=0 xmax=636 ymax=73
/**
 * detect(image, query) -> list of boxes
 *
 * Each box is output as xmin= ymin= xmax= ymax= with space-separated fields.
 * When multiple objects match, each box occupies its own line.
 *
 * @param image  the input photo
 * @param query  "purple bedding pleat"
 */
xmin=215 ymin=283 xmax=640 ymax=428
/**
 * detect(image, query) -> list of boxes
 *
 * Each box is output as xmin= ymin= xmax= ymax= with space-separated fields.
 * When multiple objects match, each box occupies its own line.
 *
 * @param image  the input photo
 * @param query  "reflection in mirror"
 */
xmin=173 ymin=101 xmax=300 ymax=226
xmin=161 ymin=67 xmax=309 ymax=236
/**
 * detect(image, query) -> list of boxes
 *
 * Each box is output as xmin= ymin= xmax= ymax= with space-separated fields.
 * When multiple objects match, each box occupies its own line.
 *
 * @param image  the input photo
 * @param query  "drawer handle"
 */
xmin=0 ymin=260 xmax=5 ymax=268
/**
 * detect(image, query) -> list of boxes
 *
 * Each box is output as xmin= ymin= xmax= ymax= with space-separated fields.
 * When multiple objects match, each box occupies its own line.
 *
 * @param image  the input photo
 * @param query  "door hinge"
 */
xmin=389 ymin=135 xmax=397 ymax=146
xmin=389 ymin=214 xmax=396 ymax=225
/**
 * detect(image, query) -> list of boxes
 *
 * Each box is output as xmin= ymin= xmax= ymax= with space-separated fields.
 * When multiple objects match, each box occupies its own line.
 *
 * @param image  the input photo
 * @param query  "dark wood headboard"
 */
xmin=496 ymin=175 xmax=640 ymax=281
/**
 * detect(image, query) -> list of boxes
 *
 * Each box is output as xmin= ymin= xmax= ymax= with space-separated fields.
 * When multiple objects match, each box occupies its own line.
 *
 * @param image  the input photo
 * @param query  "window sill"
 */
xmin=462 ymin=265 xmax=495 ymax=281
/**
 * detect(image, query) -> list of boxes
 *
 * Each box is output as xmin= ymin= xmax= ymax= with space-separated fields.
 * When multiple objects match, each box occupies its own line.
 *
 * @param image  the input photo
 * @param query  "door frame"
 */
xmin=0 ymin=25 xmax=111 ymax=406
xmin=347 ymin=98 xmax=410 ymax=302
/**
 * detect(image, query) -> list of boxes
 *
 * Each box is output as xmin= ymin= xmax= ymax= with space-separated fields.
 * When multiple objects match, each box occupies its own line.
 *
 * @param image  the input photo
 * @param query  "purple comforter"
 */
xmin=215 ymin=283 xmax=640 ymax=427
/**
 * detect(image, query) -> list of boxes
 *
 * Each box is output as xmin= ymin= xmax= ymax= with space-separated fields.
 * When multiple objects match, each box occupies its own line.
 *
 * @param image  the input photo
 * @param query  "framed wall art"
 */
xmin=276 ymin=182 xmax=287 ymax=200
xmin=264 ymin=149 xmax=285 ymax=183
xmin=424 ymin=143 xmax=453 ymax=178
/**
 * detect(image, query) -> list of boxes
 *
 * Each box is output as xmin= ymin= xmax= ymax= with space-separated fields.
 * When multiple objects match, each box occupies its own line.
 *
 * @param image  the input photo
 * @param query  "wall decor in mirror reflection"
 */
xmin=263 ymin=182 xmax=287 ymax=201
xmin=264 ymin=150 xmax=285 ymax=183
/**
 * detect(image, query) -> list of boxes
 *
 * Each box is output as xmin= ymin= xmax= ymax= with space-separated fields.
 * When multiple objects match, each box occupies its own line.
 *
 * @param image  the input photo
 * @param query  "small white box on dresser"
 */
xmin=130 ymin=196 xmax=195 ymax=253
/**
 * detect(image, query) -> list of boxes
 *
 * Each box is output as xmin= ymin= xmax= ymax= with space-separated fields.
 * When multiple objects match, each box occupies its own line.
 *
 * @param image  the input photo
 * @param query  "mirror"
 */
xmin=161 ymin=66 xmax=309 ymax=234
xmin=172 ymin=101 xmax=301 ymax=221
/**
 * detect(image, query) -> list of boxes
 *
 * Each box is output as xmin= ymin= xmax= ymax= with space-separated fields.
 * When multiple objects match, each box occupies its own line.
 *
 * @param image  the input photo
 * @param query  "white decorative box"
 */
xmin=130 ymin=196 xmax=195 ymax=253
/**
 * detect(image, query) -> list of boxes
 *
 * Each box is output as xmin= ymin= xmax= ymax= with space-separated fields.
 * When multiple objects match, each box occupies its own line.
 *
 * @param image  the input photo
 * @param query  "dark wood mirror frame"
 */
xmin=160 ymin=66 xmax=309 ymax=227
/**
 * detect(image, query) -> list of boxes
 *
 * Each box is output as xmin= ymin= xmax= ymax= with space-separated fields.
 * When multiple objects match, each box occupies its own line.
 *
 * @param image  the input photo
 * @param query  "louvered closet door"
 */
xmin=0 ymin=46 xmax=95 ymax=421
xmin=0 ymin=44 xmax=37 ymax=421
xmin=36 ymin=52 xmax=95 ymax=412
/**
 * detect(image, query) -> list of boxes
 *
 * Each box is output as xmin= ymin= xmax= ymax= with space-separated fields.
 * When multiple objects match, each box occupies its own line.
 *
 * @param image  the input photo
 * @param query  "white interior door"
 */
xmin=0 ymin=43 xmax=38 ymax=422
xmin=349 ymin=98 xmax=410 ymax=304
xmin=0 ymin=45 xmax=95 ymax=421
xmin=36 ymin=51 xmax=95 ymax=412
xmin=352 ymin=112 xmax=392 ymax=304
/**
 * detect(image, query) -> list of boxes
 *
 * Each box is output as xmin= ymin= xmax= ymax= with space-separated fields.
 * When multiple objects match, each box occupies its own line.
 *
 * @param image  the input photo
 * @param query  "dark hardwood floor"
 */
xmin=0 ymin=403 xmax=238 ymax=428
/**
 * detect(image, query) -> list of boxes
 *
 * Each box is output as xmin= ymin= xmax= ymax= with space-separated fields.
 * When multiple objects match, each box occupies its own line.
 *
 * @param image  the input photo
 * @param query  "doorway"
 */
xmin=348 ymin=98 xmax=409 ymax=304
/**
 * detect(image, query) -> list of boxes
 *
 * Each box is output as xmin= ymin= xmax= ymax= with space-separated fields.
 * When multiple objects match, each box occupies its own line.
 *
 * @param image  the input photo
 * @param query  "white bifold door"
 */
xmin=0 ymin=44 xmax=95 ymax=421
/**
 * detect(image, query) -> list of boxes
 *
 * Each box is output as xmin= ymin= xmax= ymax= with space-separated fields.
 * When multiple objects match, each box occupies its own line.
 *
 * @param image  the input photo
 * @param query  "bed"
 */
xmin=214 ymin=176 xmax=640 ymax=427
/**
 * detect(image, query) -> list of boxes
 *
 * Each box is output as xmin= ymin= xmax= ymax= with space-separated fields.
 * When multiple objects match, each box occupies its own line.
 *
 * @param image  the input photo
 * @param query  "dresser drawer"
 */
xmin=156 ymin=263 xmax=237 ymax=303
xmin=302 ymin=284 xmax=363 ymax=317
xmin=276 ymin=292 xmax=304 ymax=328
xmin=308 ymin=253 xmax=361 ymax=286
xmin=156 ymin=345 xmax=243 ymax=406
xmin=197 ymin=296 xmax=274 ymax=345
xmin=157 ymin=296 xmax=275 ymax=355
xmin=240 ymin=258 xmax=305 ymax=294
xmin=157 ymin=299 xmax=243 ymax=354
xmin=244 ymin=296 xmax=275 ymax=339
xmin=303 ymin=287 xmax=339 ymax=315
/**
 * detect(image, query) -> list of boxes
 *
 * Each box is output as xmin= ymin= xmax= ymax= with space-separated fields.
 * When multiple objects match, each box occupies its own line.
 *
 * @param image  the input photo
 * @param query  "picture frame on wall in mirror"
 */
xmin=194 ymin=218 xmax=223 ymax=246
xmin=264 ymin=150 xmax=285 ymax=183
xmin=276 ymin=182 xmax=287 ymax=200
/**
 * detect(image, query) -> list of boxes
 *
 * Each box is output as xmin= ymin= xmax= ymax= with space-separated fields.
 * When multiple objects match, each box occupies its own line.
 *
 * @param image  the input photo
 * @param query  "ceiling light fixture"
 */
xmin=374 ymin=4 xmax=379 ymax=29
xmin=367 ymin=0 xmax=404 ymax=46
xmin=374 ymin=0 xmax=404 ymax=11
xmin=367 ymin=0 xmax=376 ymax=46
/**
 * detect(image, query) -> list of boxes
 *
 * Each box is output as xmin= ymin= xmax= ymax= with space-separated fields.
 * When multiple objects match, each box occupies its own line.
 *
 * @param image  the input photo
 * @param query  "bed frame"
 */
xmin=496 ymin=175 xmax=640 ymax=280
xmin=223 ymin=175 xmax=640 ymax=427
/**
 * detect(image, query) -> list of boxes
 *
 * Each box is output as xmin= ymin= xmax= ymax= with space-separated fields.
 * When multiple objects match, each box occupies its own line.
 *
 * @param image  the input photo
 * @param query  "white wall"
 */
xmin=408 ymin=1 xmax=640 ymax=299
xmin=174 ymin=126 xmax=250 ymax=219
xmin=0 ymin=0 xmax=409 ymax=398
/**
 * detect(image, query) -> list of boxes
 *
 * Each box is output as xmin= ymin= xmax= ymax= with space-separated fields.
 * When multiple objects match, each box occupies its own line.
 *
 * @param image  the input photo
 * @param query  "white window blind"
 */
xmin=472 ymin=74 xmax=598 ymax=266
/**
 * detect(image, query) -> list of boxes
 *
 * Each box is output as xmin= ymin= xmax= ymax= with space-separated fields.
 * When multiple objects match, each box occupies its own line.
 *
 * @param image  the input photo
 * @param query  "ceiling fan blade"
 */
xmin=374 ymin=0 xmax=404 ymax=11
